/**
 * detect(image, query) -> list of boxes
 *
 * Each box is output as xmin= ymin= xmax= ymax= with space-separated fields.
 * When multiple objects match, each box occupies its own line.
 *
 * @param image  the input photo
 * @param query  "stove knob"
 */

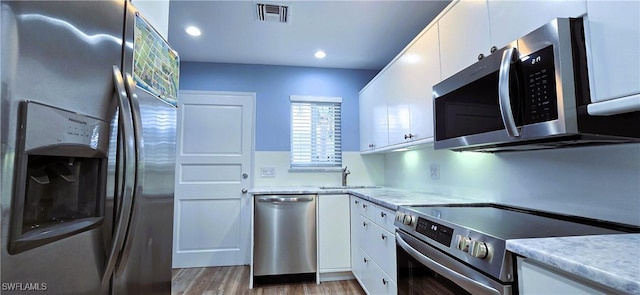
xmin=402 ymin=214 xmax=415 ymax=226
xmin=456 ymin=235 xmax=471 ymax=252
xmin=395 ymin=212 xmax=405 ymax=222
xmin=469 ymin=240 xmax=489 ymax=259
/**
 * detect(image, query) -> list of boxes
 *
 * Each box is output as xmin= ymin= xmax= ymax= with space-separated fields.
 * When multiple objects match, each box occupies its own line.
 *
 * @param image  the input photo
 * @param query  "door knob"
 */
xmin=242 ymin=188 xmax=248 ymax=194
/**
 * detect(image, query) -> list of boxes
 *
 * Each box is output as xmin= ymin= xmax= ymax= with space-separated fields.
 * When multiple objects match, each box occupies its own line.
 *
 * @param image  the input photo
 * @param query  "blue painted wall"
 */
xmin=180 ymin=62 xmax=378 ymax=151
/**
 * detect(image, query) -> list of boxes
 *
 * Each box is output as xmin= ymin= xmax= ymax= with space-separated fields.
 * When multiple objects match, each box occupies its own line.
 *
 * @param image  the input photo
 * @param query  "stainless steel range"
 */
xmin=394 ymin=204 xmax=635 ymax=295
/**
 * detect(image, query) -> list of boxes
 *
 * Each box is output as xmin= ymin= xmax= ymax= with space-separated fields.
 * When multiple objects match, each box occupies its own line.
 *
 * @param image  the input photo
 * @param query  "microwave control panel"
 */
xmin=521 ymin=45 xmax=558 ymax=124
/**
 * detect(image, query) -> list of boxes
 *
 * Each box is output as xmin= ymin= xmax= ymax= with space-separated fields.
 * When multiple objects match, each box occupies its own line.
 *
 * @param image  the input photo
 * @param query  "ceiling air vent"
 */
xmin=256 ymin=3 xmax=289 ymax=23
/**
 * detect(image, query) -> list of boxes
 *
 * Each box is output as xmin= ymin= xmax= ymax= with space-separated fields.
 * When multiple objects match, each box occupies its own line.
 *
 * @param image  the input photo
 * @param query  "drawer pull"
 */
xmin=381 ymin=234 xmax=387 ymax=240
xmin=380 ymin=211 xmax=386 ymax=218
xmin=382 ymin=278 xmax=388 ymax=285
xmin=355 ymin=200 xmax=359 ymax=205
xmin=363 ymin=222 xmax=368 ymax=227
xmin=363 ymin=257 xmax=368 ymax=263
xmin=362 ymin=203 xmax=368 ymax=209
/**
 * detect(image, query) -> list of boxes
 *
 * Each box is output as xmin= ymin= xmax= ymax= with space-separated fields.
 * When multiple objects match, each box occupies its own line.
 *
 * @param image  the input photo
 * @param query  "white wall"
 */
xmin=131 ymin=0 xmax=170 ymax=39
xmin=384 ymin=143 xmax=640 ymax=226
xmin=254 ymin=151 xmax=384 ymax=187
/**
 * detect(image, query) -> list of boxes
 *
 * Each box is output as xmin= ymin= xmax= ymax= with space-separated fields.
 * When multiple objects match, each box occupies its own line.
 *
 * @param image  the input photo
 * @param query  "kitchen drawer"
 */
xmin=364 ymin=203 xmax=396 ymax=233
xmin=359 ymin=215 xmax=374 ymax=253
xmin=357 ymin=198 xmax=373 ymax=217
xmin=357 ymin=249 xmax=397 ymax=295
xmin=353 ymin=197 xmax=397 ymax=233
xmin=358 ymin=215 xmax=397 ymax=282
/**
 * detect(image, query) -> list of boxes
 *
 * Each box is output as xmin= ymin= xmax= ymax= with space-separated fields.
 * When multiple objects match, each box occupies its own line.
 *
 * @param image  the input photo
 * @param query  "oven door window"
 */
xmin=397 ymin=244 xmax=471 ymax=295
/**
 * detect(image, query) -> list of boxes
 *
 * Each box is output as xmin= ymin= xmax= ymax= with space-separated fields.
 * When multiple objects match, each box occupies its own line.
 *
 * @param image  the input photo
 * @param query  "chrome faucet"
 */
xmin=341 ymin=166 xmax=351 ymax=186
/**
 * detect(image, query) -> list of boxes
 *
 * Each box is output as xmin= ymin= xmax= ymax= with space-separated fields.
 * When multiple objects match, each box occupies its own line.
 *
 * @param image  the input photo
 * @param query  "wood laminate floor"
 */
xmin=172 ymin=266 xmax=366 ymax=295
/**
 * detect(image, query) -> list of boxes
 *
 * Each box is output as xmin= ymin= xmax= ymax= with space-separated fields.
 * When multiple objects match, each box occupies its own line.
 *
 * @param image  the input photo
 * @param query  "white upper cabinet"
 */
xmin=487 ymin=0 xmax=587 ymax=50
xmin=359 ymin=86 xmax=375 ymax=152
xmin=439 ymin=0 xmax=587 ymax=80
xmin=359 ymin=76 xmax=389 ymax=152
xmin=407 ymin=24 xmax=441 ymax=143
xmin=386 ymin=59 xmax=411 ymax=146
xmin=359 ymin=0 xmax=640 ymax=152
xmin=584 ymin=0 xmax=640 ymax=114
xmin=367 ymin=24 xmax=442 ymax=149
xmin=439 ymin=0 xmax=491 ymax=80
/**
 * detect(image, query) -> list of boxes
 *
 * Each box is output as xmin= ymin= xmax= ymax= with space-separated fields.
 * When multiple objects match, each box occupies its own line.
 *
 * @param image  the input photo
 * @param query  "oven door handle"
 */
xmin=396 ymin=232 xmax=501 ymax=295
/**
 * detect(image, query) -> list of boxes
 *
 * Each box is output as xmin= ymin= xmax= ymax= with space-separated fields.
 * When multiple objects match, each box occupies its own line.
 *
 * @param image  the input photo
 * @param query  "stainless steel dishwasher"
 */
xmin=253 ymin=195 xmax=316 ymax=280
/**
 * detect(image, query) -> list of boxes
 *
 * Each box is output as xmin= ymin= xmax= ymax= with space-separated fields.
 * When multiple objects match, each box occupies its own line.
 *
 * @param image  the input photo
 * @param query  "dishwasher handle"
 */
xmin=257 ymin=196 xmax=315 ymax=203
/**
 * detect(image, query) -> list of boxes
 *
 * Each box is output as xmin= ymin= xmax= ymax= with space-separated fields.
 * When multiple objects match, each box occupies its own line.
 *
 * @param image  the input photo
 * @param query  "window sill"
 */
xmin=288 ymin=167 xmax=343 ymax=173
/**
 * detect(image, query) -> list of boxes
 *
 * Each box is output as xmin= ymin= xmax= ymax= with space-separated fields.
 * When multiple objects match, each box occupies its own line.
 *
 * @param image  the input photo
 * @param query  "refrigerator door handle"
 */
xmin=102 ymin=66 xmax=137 ymax=286
xmin=113 ymin=73 xmax=144 ymax=275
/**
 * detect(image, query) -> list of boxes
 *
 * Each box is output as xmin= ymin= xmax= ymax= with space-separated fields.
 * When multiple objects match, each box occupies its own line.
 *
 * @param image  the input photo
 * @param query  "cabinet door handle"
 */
xmin=404 ymin=134 xmax=409 ymax=140
xmin=363 ymin=222 xmax=368 ymax=227
xmin=355 ymin=200 xmax=359 ymax=205
xmin=381 ymin=234 xmax=387 ymax=240
xmin=364 ymin=257 xmax=368 ymax=263
xmin=362 ymin=203 xmax=367 ymax=209
xmin=380 ymin=211 xmax=386 ymax=218
xmin=490 ymin=45 xmax=498 ymax=53
xmin=382 ymin=278 xmax=388 ymax=285
xmin=478 ymin=53 xmax=485 ymax=60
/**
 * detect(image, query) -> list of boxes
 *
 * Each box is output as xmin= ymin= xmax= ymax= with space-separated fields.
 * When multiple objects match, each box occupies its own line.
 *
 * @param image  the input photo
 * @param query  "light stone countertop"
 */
xmin=250 ymin=186 xmax=482 ymax=210
xmin=507 ymin=234 xmax=640 ymax=295
xmin=250 ymin=186 xmax=640 ymax=294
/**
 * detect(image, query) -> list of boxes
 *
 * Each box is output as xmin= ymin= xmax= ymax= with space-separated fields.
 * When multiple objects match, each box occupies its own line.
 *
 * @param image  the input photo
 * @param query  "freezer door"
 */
xmin=0 ymin=1 xmax=126 ymax=294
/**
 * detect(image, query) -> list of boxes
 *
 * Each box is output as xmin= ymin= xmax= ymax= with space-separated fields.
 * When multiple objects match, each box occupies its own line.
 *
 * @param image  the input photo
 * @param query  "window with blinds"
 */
xmin=290 ymin=96 xmax=342 ymax=169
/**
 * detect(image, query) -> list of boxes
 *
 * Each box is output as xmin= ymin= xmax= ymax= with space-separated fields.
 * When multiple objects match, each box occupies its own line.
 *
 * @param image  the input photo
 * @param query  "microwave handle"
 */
xmin=498 ymin=47 xmax=520 ymax=137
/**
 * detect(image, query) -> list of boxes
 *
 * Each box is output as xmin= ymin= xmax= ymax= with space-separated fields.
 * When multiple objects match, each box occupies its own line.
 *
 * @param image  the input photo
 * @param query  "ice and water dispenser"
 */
xmin=9 ymin=101 xmax=110 ymax=254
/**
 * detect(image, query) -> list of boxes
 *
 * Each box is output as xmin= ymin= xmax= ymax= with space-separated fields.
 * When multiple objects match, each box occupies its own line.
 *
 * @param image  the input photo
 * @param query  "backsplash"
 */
xmin=384 ymin=143 xmax=640 ymax=226
xmin=254 ymin=151 xmax=385 ymax=187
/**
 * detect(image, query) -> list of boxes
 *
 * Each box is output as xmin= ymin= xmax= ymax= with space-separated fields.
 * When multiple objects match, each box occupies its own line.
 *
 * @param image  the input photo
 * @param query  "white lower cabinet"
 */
xmin=318 ymin=194 xmax=351 ymax=279
xmin=517 ymin=257 xmax=617 ymax=294
xmin=357 ymin=250 xmax=397 ymax=295
xmin=350 ymin=196 xmax=397 ymax=295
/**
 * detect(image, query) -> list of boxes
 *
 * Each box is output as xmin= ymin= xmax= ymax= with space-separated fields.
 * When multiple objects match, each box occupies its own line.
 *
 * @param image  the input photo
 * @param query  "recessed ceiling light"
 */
xmin=314 ymin=50 xmax=326 ymax=59
xmin=186 ymin=26 xmax=201 ymax=37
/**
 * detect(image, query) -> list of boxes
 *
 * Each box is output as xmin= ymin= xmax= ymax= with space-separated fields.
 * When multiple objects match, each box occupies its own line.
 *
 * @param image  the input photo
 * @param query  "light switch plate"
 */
xmin=430 ymin=164 xmax=440 ymax=180
xmin=261 ymin=167 xmax=276 ymax=177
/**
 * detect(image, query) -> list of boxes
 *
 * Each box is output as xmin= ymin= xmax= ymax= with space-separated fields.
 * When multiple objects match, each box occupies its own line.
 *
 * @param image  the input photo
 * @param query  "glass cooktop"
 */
xmin=406 ymin=204 xmax=632 ymax=240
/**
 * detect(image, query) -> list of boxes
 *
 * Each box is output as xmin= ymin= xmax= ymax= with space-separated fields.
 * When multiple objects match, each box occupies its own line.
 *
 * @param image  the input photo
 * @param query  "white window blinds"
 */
xmin=290 ymin=96 xmax=342 ymax=169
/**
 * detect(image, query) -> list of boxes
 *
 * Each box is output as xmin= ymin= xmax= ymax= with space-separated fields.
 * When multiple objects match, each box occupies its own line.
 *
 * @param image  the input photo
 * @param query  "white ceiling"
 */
xmin=167 ymin=0 xmax=451 ymax=70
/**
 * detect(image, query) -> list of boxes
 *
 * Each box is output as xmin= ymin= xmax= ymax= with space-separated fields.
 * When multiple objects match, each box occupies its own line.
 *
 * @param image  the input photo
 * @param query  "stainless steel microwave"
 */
xmin=433 ymin=18 xmax=640 ymax=152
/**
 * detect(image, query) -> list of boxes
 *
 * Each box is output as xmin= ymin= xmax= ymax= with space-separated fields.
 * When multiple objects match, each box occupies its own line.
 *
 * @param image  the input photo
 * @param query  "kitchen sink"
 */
xmin=318 ymin=185 xmax=379 ymax=189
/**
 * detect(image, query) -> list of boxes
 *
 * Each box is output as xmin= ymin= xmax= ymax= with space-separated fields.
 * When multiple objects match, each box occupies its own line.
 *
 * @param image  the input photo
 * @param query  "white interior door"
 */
xmin=173 ymin=91 xmax=255 ymax=268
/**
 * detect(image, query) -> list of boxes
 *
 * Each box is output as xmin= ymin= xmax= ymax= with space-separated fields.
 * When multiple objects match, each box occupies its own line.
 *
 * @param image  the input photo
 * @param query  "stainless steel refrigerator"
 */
xmin=0 ymin=1 xmax=179 ymax=294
